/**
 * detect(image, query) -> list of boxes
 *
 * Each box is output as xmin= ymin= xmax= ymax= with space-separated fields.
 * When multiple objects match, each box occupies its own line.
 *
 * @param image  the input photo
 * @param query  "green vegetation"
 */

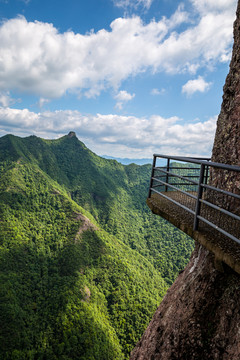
xmin=0 ymin=133 xmax=194 ymax=359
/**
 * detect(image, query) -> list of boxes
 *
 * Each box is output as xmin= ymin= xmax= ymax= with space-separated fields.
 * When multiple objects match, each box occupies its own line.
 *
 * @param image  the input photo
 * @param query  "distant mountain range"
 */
xmin=102 ymin=155 xmax=153 ymax=165
xmin=0 ymin=132 xmax=193 ymax=359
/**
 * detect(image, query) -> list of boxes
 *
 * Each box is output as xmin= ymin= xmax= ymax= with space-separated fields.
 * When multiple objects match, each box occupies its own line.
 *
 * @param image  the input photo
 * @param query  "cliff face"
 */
xmin=211 ymin=1 xmax=240 ymax=167
xmin=130 ymin=2 xmax=240 ymax=358
xmin=130 ymin=243 xmax=240 ymax=360
xmin=209 ymin=0 xmax=240 ymax=211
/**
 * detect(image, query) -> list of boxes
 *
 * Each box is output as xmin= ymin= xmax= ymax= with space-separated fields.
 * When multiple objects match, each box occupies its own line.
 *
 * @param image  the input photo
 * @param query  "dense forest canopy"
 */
xmin=0 ymin=133 xmax=193 ymax=359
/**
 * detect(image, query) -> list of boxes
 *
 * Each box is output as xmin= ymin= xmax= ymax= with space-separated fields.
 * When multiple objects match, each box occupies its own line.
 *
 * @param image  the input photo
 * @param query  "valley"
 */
xmin=0 ymin=132 xmax=194 ymax=359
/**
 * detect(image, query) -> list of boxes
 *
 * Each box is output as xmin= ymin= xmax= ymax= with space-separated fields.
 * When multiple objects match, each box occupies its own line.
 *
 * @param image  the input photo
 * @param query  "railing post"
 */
xmin=204 ymin=163 xmax=209 ymax=185
xmin=194 ymin=163 xmax=205 ymax=231
xmin=165 ymin=158 xmax=170 ymax=192
xmin=148 ymin=155 xmax=157 ymax=198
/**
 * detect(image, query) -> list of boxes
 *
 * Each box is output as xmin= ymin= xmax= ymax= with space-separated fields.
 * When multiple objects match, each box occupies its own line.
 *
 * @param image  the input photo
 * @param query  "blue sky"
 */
xmin=0 ymin=0 xmax=238 ymax=158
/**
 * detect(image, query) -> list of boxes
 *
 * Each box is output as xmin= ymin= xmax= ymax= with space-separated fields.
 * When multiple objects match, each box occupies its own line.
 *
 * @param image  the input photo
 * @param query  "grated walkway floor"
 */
xmin=147 ymin=192 xmax=240 ymax=274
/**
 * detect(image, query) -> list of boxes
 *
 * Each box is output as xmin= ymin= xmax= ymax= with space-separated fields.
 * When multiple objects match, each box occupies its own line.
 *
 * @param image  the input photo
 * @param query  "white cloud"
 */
xmin=151 ymin=88 xmax=165 ymax=96
xmin=0 ymin=91 xmax=17 ymax=107
xmin=182 ymin=76 xmax=212 ymax=96
xmin=115 ymin=90 xmax=135 ymax=101
xmin=113 ymin=0 xmax=153 ymax=10
xmin=0 ymin=107 xmax=217 ymax=158
xmin=0 ymin=92 xmax=12 ymax=107
xmin=191 ymin=0 xmax=236 ymax=15
xmin=114 ymin=90 xmax=135 ymax=109
xmin=0 ymin=2 xmax=235 ymax=100
xmin=38 ymin=98 xmax=50 ymax=108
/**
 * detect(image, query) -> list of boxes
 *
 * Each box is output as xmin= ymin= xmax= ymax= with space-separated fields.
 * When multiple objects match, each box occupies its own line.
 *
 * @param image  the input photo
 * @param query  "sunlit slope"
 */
xmin=0 ymin=155 xmax=169 ymax=359
xmin=1 ymin=133 xmax=194 ymax=284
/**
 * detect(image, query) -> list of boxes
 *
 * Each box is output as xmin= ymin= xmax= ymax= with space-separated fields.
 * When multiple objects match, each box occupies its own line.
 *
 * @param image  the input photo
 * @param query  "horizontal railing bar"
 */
xmin=150 ymin=188 xmax=196 ymax=215
xmin=199 ymin=199 xmax=240 ymax=221
xmin=197 ymin=216 xmax=240 ymax=245
xmin=153 ymin=168 xmax=199 ymax=185
xmin=152 ymin=177 xmax=197 ymax=200
xmin=155 ymin=176 xmax=200 ymax=181
xmin=152 ymin=184 xmax=164 ymax=188
xmin=153 ymin=182 xmax=197 ymax=187
xmin=167 ymin=183 xmax=198 ymax=186
xmin=156 ymin=167 xmax=201 ymax=171
xmin=201 ymin=183 xmax=240 ymax=200
xmin=170 ymin=175 xmax=200 ymax=179
xmin=188 ymin=157 xmax=211 ymax=160
xmin=165 ymin=167 xmax=201 ymax=170
xmin=153 ymin=174 xmax=170 ymax=178
xmin=153 ymin=154 xmax=240 ymax=172
xmin=154 ymin=155 xmax=211 ymax=165
xmin=156 ymin=156 xmax=211 ymax=161
xmin=154 ymin=176 xmax=199 ymax=180
xmin=155 ymin=171 xmax=200 ymax=180
xmin=154 ymin=167 xmax=200 ymax=172
xmin=154 ymin=174 xmax=200 ymax=180
xmin=181 ymin=176 xmax=201 ymax=178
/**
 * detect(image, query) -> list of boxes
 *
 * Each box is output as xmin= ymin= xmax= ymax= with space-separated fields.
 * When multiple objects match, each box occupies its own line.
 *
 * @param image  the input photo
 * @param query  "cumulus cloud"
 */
xmin=113 ymin=0 xmax=153 ymax=10
xmin=0 ymin=1 xmax=235 ymax=99
xmin=182 ymin=76 xmax=212 ymax=96
xmin=114 ymin=90 xmax=135 ymax=109
xmin=191 ymin=0 xmax=236 ymax=15
xmin=0 ymin=92 xmax=12 ymax=107
xmin=0 ymin=91 xmax=17 ymax=107
xmin=189 ymin=0 xmax=237 ymax=64
xmin=0 ymin=106 xmax=216 ymax=157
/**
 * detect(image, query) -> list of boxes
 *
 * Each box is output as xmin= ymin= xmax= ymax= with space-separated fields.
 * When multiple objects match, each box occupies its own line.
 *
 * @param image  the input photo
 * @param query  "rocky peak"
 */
xmin=67 ymin=131 xmax=76 ymax=138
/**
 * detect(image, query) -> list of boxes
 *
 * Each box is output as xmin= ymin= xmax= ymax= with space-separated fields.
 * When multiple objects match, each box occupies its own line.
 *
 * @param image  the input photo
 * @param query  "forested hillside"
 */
xmin=0 ymin=133 xmax=194 ymax=359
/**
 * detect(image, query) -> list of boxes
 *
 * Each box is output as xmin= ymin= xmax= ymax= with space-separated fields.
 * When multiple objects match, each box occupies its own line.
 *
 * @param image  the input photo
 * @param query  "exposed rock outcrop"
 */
xmin=74 ymin=213 xmax=98 ymax=241
xmin=130 ymin=243 xmax=240 ymax=360
xmin=67 ymin=131 xmax=77 ymax=138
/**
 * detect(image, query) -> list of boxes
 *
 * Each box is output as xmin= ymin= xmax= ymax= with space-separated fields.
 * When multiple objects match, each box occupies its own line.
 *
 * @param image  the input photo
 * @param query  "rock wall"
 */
xmin=130 ymin=3 xmax=240 ymax=358
xmin=209 ymin=0 xmax=240 ymax=211
xmin=211 ymin=1 xmax=240 ymax=167
xmin=130 ymin=243 xmax=240 ymax=360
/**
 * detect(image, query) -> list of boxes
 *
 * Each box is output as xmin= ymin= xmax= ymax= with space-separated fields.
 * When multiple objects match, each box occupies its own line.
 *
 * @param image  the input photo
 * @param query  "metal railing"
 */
xmin=148 ymin=154 xmax=240 ymax=245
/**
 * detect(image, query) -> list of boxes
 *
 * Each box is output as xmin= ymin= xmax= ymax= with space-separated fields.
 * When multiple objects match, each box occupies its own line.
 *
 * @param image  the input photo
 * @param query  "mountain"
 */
xmin=0 ymin=132 xmax=193 ymax=359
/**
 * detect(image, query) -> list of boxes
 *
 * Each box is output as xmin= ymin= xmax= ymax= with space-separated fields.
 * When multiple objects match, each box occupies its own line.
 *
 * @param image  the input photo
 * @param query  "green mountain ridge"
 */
xmin=0 ymin=133 xmax=194 ymax=359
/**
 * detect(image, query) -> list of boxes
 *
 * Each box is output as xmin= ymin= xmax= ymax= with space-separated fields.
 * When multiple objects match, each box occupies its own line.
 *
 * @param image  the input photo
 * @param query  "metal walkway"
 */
xmin=147 ymin=155 xmax=240 ymax=273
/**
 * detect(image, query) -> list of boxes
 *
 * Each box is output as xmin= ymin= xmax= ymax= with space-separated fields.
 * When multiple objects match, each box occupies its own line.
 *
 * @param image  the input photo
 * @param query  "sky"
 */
xmin=0 ymin=0 xmax=238 ymax=159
